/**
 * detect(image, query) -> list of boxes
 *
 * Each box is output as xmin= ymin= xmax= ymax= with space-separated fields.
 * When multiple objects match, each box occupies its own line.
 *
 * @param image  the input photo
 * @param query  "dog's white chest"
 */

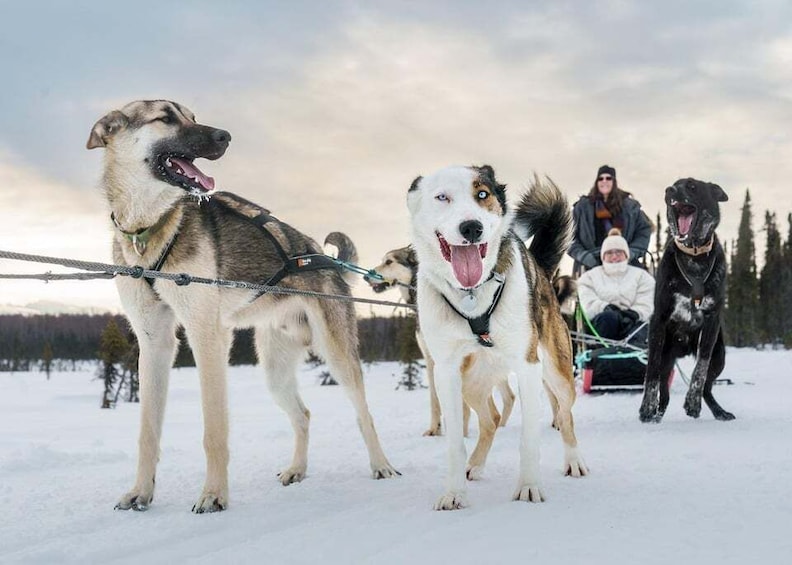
xmin=670 ymin=292 xmax=714 ymax=324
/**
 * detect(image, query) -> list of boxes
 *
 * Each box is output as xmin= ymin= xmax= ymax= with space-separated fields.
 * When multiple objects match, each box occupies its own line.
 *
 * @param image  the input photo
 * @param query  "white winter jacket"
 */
xmin=577 ymin=264 xmax=655 ymax=321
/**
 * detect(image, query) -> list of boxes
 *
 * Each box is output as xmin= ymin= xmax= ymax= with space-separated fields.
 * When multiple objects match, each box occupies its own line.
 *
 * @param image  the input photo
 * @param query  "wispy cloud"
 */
xmin=2 ymin=2 xmax=791 ymax=308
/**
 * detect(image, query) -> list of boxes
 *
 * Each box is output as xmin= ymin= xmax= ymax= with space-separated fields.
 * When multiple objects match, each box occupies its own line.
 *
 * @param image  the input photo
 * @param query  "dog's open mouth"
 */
xmin=437 ymin=232 xmax=487 ymax=288
xmin=158 ymin=154 xmax=215 ymax=193
xmin=674 ymin=202 xmax=697 ymax=237
xmin=369 ymin=281 xmax=392 ymax=293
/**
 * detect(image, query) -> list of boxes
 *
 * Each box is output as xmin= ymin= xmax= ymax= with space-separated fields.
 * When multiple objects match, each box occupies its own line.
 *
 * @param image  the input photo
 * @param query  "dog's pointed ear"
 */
xmin=87 ymin=110 xmax=129 ymax=149
xmin=408 ymin=176 xmax=423 ymax=192
xmin=709 ymin=183 xmax=728 ymax=202
xmin=477 ymin=165 xmax=496 ymax=183
xmin=405 ymin=245 xmax=418 ymax=267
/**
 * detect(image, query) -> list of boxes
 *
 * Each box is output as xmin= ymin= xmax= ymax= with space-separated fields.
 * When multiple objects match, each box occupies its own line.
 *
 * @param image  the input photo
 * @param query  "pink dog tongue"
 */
xmin=170 ymin=158 xmax=215 ymax=191
xmin=678 ymin=214 xmax=693 ymax=235
xmin=451 ymin=244 xmax=483 ymax=288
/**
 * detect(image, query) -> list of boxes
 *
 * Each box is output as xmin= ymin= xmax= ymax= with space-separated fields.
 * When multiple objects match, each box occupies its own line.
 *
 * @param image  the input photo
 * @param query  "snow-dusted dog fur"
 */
xmin=87 ymin=100 xmax=397 ymax=513
xmin=366 ymin=245 xmax=516 ymax=437
xmin=407 ymin=165 xmax=587 ymax=510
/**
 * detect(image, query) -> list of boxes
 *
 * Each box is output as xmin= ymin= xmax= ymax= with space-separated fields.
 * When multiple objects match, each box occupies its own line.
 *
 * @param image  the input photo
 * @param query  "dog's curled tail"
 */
xmin=513 ymin=174 xmax=573 ymax=278
xmin=325 ymin=231 xmax=359 ymax=286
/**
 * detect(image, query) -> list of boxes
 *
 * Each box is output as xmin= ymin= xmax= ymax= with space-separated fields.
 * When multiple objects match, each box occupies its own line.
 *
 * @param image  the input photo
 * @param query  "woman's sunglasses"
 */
xmin=598 ymin=175 xmax=613 ymax=181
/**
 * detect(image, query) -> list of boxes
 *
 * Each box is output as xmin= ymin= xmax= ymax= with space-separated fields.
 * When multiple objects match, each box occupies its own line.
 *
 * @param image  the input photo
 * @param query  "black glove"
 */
xmin=623 ymin=309 xmax=640 ymax=322
xmin=604 ymin=304 xmax=621 ymax=313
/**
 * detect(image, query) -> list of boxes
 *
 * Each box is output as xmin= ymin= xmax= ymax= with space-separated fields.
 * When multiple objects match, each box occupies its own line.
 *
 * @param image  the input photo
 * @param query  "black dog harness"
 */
xmin=239 ymin=208 xmax=342 ymax=297
xmin=116 ymin=193 xmax=343 ymax=292
xmin=674 ymin=248 xmax=717 ymax=309
xmin=442 ymin=272 xmax=506 ymax=347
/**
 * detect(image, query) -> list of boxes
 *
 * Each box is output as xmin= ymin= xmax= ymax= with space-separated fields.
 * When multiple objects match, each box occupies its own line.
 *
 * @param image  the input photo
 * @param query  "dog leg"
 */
xmin=255 ymin=325 xmax=311 ymax=485
xmin=497 ymin=380 xmax=515 ymax=428
xmin=640 ymin=324 xmax=671 ymax=423
xmin=309 ymin=303 xmax=399 ymax=479
xmin=433 ymin=360 xmax=468 ymax=510
xmin=418 ymin=333 xmax=443 ymax=436
xmin=115 ymin=299 xmax=177 ymax=512
xmin=544 ymin=381 xmax=561 ymax=430
xmin=540 ymin=344 xmax=588 ymax=478
xmin=513 ymin=360 xmax=545 ymax=503
xmin=185 ymin=320 xmax=233 ymax=513
xmin=684 ymin=321 xmax=721 ymax=419
xmin=701 ymin=330 xmax=735 ymax=420
xmin=464 ymin=381 xmax=499 ymax=481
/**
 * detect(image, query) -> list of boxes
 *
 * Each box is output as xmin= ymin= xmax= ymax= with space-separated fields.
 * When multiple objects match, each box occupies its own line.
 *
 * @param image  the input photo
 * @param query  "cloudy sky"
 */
xmin=2 ymin=0 xmax=791 ymax=312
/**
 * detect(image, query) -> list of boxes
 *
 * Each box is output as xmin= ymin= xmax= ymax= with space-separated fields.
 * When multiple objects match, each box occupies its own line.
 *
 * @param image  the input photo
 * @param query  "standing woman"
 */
xmin=568 ymin=164 xmax=652 ymax=273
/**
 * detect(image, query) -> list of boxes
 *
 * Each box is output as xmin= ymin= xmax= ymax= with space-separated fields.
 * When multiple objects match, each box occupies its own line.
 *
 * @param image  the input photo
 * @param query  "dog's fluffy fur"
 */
xmin=366 ymin=246 xmax=515 ymax=437
xmin=88 ymin=100 xmax=397 ymax=513
xmin=640 ymin=178 xmax=733 ymax=423
xmin=407 ymin=165 xmax=587 ymax=510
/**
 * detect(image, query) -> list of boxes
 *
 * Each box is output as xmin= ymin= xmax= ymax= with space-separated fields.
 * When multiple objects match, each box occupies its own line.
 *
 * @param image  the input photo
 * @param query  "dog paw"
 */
xmin=192 ymin=491 xmax=227 ymax=514
xmin=433 ymin=491 xmax=468 ymax=511
xmin=714 ymin=409 xmax=736 ymax=421
xmin=115 ymin=489 xmax=153 ymax=512
xmin=466 ymin=464 xmax=484 ymax=481
xmin=639 ymin=396 xmax=665 ymax=423
xmin=513 ymin=483 xmax=545 ymax=503
xmin=372 ymin=463 xmax=401 ymax=479
xmin=639 ymin=385 xmax=662 ymax=423
xmin=277 ymin=466 xmax=307 ymax=486
xmin=684 ymin=396 xmax=702 ymax=419
xmin=564 ymin=458 xmax=589 ymax=478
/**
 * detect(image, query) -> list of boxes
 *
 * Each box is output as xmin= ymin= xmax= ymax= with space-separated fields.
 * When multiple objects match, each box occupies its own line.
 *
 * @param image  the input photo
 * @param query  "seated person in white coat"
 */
xmin=577 ymin=228 xmax=655 ymax=344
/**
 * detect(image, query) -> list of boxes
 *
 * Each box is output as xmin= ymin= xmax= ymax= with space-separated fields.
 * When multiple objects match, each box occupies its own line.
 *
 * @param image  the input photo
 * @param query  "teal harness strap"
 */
xmin=574 ymin=302 xmax=648 ymax=371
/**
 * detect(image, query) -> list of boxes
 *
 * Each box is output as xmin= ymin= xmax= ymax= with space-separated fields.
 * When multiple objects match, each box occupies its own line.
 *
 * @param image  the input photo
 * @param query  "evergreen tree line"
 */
xmin=0 ymin=313 xmax=419 ymax=370
xmin=8 ymin=187 xmax=786 ymax=372
xmin=723 ymin=189 xmax=792 ymax=348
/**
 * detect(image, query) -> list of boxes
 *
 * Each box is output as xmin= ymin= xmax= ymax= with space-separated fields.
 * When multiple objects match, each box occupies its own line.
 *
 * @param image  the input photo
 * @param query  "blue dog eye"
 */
xmin=477 ymin=190 xmax=488 ymax=200
xmin=436 ymin=194 xmax=449 ymax=202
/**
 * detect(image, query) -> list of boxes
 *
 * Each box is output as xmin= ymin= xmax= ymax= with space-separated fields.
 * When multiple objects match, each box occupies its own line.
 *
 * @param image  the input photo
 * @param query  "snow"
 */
xmin=1 ymin=348 xmax=791 ymax=564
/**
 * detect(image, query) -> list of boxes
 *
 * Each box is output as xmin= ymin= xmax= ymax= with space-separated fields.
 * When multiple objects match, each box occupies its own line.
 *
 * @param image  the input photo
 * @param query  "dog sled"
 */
xmin=571 ymin=305 xmax=676 ymax=394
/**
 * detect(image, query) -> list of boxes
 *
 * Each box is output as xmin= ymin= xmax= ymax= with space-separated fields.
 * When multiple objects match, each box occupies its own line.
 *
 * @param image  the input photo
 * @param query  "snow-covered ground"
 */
xmin=1 ymin=349 xmax=790 ymax=564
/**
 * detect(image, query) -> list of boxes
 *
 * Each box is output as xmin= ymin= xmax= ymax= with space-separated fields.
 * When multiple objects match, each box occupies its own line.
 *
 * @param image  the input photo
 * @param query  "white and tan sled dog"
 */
xmin=407 ymin=165 xmax=587 ymax=510
xmin=366 ymin=245 xmax=516 ymax=437
xmin=87 ymin=100 xmax=398 ymax=513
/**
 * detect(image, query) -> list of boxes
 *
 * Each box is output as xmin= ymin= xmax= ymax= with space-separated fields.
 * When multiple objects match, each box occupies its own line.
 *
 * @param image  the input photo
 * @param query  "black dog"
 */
xmin=639 ymin=178 xmax=734 ymax=423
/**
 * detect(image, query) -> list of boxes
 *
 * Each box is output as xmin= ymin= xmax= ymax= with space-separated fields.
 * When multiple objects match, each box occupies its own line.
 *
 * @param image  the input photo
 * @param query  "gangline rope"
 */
xmin=0 ymin=249 xmax=416 ymax=311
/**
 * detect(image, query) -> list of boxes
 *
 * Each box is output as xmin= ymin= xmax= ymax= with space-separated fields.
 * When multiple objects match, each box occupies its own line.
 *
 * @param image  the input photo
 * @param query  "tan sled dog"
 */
xmin=87 ymin=100 xmax=398 ymax=513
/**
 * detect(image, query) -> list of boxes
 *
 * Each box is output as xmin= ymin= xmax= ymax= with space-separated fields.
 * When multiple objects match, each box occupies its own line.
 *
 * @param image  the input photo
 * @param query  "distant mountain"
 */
xmin=0 ymin=300 xmax=114 ymax=316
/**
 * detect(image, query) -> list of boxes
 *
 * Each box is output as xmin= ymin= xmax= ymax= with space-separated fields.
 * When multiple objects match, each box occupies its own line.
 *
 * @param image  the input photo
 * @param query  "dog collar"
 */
xmin=674 ymin=236 xmax=714 ymax=257
xmin=442 ymin=272 xmax=506 ymax=347
xmin=111 ymin=211 xmax=173 ymax=256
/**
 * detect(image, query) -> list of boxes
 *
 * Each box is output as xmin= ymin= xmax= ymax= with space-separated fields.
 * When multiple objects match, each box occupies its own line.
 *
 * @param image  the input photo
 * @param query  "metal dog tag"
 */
xmin=460 ymin=293 xmax=477 ymax=312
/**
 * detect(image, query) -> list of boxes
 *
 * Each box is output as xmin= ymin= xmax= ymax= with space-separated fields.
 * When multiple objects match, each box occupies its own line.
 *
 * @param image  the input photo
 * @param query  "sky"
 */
xmin=2 ymin=0 xmax=792 ymax=311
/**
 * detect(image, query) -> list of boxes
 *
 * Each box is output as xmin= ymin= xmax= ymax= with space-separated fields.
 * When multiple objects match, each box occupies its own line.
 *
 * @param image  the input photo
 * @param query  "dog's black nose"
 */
xmin=212 ymin=129 xmax=231 ymax=144
xmin=459 ymin=220 xmax=484 ymax=243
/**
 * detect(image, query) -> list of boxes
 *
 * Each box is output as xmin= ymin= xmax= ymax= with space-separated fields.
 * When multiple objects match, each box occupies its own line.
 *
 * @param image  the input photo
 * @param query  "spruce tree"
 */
xmin=782 ymin=214 xmax=792 ymax=347
xmin=97 ymin=318 xmax=130 ymax=408
xmin=758 ymin=211 xmax=784 ymax=346
xmin=726 ymin=189 xmax=759 ymax=347
xmin=42 ymin=342 xmax=53 ymax=380
xmin=395 ymin=314 xmax=424 ymax=391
